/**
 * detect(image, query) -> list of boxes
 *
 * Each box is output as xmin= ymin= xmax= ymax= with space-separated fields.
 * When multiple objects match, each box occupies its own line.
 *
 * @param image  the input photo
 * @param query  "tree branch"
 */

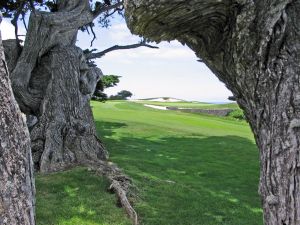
xmin=22 ymin=13 xmax=28 ymax=31
xmin=93 ymin=1 xmax=123 ymax=19
xmin=85 ymin=40 xmax=158 ymax=60
xmin=89 ymin=24 xmax=96 ymax=47
xmin=11 ymin=0 xmax=26 ymax=45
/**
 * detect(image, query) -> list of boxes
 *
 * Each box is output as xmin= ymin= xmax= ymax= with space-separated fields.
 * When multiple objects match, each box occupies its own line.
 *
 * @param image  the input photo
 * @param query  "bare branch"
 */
xmin=85 ymin=40 xmax=158 ymax=60
xmin=93 ymin=1 xmax=123 ymax=19
xmin=89 ymin=24 xmax=96 ymax=47
xmin=22 ymin=13 xmax=28 ymax=31
xmin=102 ymin=8 xmax=119 ymax=21
xmin=90 ymin=6 xmax=121 ymax=46
xmin=11 ymin=0 xmax=26 ymax=45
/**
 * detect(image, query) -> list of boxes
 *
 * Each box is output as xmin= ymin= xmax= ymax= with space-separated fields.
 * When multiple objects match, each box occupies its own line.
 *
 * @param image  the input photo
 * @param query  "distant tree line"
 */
xmin=109 ymin=90 xmax=133 ymax=100
xmin=93 ymin=75 xmax=133 ymax=101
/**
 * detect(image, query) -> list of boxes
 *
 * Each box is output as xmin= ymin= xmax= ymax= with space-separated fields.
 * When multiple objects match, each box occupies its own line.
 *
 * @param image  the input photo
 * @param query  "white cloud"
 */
xmin=138 ymin=46 xmax=196 ymax=60
xmin=0 ymin=19 xmax=26 ymax=40
xmin=0 ymin=17 xmax=231 ymax=102
xmin=105 ymin=24 xmax=195 ymax=60
xmin=96 ymin=21 xmax=232 ymax=101
xmin=95 ymin=41 xmax=197 ymax=63
xmin=1 ymin=20 xmax=15 ymax=40
xmin=109 ymin=23 xmax=139 ymax=42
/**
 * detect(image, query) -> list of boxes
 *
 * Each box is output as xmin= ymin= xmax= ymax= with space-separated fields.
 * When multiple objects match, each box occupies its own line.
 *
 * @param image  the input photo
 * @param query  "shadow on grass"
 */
xmin=96 ymin=121 xmax=262 ymax=225
xmin=36 ymin=122 xmax=132 ymax=225
xmin=95 ymin=121 xmax=128 ymax=137
xmin=36 ymin=168 xmax=132 ymax=225
xmin=36 ymin=120 xmax=262 ymax=225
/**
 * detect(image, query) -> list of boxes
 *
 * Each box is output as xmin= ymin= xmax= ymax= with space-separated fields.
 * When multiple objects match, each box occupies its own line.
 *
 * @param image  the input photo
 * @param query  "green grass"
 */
xmin=134 ymin=100 xmax=239 ymax=110
xmin=36 ymin=100 xmax=261 ymax=225
xmin=135 ymin=100 xmax=245 ymax=121
xmin=92 ymin=101 xmax=262 ymax=225
xmin=36 ymin=167 xmax=132 ymax=225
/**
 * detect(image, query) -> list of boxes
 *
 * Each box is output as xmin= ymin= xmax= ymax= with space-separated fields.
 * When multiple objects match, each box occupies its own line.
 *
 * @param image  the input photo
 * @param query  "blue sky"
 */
xmin=1 ymin=16 xmax=232 ymax=102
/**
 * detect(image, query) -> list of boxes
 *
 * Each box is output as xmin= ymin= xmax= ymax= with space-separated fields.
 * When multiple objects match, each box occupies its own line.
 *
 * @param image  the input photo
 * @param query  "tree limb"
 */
xmin=93 ymin=1 xmax=123 ymax=19
xmin=22 ymin=13 xmax=28 ymax=31
xmin=86 ymin=41 xmax=158 ymax=60
xmin=89 ymin=23 xmax=96 ymax=47
xmin=11 ymin=0 xmax=26 ymax=45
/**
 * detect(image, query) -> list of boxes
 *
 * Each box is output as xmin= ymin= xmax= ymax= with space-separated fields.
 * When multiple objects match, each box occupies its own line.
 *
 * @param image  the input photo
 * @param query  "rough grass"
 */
xmin=92 ymin=101 xmax=262 ymax=225
xmin=36 ymin=100 xmax=262 ymax=225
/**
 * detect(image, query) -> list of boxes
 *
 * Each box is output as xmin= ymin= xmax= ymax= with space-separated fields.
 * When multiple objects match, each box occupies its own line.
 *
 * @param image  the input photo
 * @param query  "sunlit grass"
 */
xmin=36 ymin=100 xmax=262 ymax=225
xmin=92 ymin=100 xmax=263 ymax=225
xmin=36 ymin=167 xmax=132 ymax=225
xmin=133 ymin=100 xmax=239 ymax=109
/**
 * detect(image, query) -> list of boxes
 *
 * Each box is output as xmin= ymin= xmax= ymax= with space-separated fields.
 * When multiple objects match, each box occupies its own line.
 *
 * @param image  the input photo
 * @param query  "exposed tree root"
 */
xmin=109 ymin=180 xmax=138 ymax=225
xmin=86 ymin=161 xmax=139 ymax=225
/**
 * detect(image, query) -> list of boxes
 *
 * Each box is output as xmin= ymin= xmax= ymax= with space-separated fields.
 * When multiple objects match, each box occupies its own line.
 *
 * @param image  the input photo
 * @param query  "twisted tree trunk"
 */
xmin=29 ymin=46 xmax=107 ymax=172
xmin=4 ymin=0 xmax=108 ymax=172
xmin=125 ymin=1 xmax=300 ymax=224
xmin=0 ymin=15 xmax=35 ymax=225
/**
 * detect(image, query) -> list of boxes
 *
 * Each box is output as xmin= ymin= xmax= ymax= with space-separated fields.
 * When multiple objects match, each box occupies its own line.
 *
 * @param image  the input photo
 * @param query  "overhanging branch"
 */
xmin=93 ymin=1 xmax=124 ymax=19
xmin=85 ymin=40 xmax=158 ymax=60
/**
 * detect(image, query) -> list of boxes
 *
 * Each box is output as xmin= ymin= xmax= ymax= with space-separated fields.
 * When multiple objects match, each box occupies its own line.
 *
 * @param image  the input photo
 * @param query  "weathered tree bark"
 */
xmin=0 ymin=14 xmax=35 ymax=225
xmin=125 ymin=1 xmax=300 ymax=224
xmin=3 ymin=0 xmax=157 ymax=173
xmin=4 ymin=0 xmax=109 ymax=172
xmin=29 ymin=46 xmax=107 ymax=172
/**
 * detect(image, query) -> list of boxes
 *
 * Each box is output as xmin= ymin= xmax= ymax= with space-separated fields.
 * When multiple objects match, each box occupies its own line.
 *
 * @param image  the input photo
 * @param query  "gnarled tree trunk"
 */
xmin=29 ymin=46 xmax=106 ymax=172
xmin=4 ymin=0 xmax=108 ymax=172
xmin=125 ymin=1 xmax=300 ymax=224
xmin=0 ymin=15 xmax=35 ymax=225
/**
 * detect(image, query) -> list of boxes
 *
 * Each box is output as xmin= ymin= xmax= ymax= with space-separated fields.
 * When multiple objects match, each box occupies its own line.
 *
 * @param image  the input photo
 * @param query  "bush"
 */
xmin=228 ymin=109 xmax=245 ymax=120
xmin=109 ymin=90 xmax=133 ymax=100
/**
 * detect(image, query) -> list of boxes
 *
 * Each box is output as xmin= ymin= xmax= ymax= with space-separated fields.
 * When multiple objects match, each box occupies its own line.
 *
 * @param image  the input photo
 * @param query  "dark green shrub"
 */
xmin=228 ymin=109 xmax=245 ymax=120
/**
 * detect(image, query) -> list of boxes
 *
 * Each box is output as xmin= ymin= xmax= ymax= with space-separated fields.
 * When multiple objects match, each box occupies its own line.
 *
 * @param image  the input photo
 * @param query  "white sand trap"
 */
xmin=147 ymin=98 xmax=182 ymax=102
xmin=144 ymin=104 xmax=168 ymax=110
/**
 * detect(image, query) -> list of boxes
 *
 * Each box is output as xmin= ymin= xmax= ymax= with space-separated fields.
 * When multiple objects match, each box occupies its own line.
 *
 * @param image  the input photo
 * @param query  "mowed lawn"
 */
xmin=93 ymin=101 xmax=262 ymax=225
xmin=36 ymin=100 xmax=262 ymax=225
xmin=134 ymin=100 xmax=239 ymax=109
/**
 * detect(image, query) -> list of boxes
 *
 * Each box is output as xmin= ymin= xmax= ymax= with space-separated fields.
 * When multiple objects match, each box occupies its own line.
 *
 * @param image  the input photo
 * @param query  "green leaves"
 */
xmin=93 ymin=75 xmax=121 ymax=101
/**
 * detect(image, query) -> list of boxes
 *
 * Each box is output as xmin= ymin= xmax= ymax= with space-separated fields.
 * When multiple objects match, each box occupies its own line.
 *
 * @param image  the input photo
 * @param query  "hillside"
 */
xmin=136 ymin=97 xmax=186 ymax=102
xmin=36 ymin=100 xmax=261 ymax=225
xmin=133 ymin=100 xmax=239 ymax=110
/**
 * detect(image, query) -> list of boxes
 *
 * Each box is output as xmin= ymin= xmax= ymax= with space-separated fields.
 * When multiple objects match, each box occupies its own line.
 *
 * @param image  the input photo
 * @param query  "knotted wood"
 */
xmin=0 ymin=14 xmax=35 ymax=225
xmin=4 ymin=0 xmax=109 ymax=172
xmin=125 ymin=1 xmax=300 ymax=224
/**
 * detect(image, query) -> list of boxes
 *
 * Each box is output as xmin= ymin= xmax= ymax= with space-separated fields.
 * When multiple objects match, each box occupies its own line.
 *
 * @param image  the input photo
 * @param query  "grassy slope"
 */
xmin=134 ymin=100 xmax=239 ymax=109
xmin=36 ymin=168 xmax=132 ymax=225
xmin=91 ymin=101 xmax=262 ymax=225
